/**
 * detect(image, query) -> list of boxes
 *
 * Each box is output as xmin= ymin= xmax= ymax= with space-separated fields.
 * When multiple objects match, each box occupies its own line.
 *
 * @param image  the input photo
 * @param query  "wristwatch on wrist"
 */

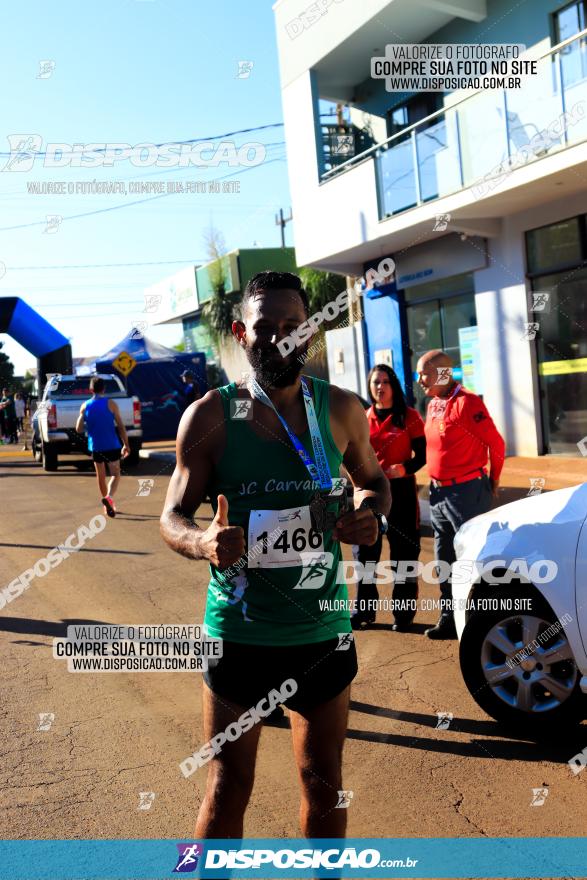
xmin=359 ymin=498 xmax=388 ymax=535
xmin=374 ymin=511 xmax=389 ymax=535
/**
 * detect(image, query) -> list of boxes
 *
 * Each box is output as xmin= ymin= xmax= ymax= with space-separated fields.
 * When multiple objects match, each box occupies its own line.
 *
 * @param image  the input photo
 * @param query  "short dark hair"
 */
xmin=367 ymin=363 xmax=407 ymax=428
xmin=90 ymin=376 xmax=104 ymax=394
xmin=241 ymin=270 xmax=309 ymax=317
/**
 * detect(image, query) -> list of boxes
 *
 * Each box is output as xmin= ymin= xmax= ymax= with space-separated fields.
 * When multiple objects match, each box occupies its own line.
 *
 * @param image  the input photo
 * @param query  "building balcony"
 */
xmin=284 ymin=29 xmax=587 ymax=270
xmin=365 ymin=31 xmax=587 ymax=218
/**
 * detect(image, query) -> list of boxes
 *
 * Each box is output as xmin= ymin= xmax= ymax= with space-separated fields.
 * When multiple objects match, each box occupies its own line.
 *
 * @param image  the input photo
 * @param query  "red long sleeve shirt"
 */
xmin=366 ymin=405 xmax=425 ymax=471
xmin=424 ymin=384 xmax=505 ymax=482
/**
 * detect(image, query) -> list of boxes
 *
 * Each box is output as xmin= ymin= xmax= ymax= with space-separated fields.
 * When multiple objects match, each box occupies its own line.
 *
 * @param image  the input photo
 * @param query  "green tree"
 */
xmin=22 ymin=370 xmax=36 ymax=395
xmin=200 ymin=226 xmax=234 ymax=345
xmin=299 ymin=267 xmax=347 ymax=315
xmin=0 ymin=341 xmax=15 ymax=385
xmin=298 ymin=268 xmax=349 ymax=374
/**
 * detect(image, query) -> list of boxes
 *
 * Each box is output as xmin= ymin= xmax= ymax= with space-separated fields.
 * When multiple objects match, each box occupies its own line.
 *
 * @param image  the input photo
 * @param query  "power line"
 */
xmin=0 ymin=142 xmax=287 ymax=198
xmin=0 ymin=123 xmax=285 ymax=160
xmin=0 ymin=157 xmax=286 ymax=232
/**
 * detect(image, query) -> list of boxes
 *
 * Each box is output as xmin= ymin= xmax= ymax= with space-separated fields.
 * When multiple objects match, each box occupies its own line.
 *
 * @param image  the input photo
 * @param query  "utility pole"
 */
xmin=275 ymin=208 xmax=293 ymax=248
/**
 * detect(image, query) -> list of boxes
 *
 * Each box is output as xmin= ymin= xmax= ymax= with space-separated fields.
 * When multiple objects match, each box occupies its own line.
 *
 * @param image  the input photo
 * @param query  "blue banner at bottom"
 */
xmin=0 ymin=838 xmax=585 ymax=879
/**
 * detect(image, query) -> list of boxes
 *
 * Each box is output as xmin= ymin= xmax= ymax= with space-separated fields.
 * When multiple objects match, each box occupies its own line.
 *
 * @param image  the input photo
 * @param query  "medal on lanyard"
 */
xmin=246 ymin=376 xmax=347 ymax=532
xmin=434 ymin=383 xmax=461 ymax=433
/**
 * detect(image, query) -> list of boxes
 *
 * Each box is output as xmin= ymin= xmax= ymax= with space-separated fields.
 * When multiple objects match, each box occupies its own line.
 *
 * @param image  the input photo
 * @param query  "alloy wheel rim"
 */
xmin=480 ymin=614 xmax=577 ymax=713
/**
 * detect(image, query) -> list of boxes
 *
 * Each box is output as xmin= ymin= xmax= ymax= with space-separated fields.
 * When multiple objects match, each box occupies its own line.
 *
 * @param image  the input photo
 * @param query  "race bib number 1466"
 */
xmin=247 ymin=505 xmax=324 ymax=569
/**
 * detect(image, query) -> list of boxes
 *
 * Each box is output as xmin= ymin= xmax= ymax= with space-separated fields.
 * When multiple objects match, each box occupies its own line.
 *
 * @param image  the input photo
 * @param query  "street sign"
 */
xmin=112 ymin=351 xmax=137 ymax=376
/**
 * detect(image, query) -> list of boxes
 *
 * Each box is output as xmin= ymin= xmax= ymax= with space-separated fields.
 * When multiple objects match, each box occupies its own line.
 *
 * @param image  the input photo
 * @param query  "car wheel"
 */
xmin=459 ymin=589 xmax=585 ymax=735
xmin=42 ymin=443 xmax=58 ymax=471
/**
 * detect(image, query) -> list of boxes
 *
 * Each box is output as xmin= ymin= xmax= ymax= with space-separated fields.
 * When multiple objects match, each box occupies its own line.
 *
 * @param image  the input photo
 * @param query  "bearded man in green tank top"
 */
xmin=160 ymin=271 xmax=390 ymax=840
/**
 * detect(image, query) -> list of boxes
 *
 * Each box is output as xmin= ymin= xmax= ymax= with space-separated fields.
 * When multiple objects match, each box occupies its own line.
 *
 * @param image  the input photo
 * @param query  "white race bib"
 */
xmin=248 ymin=505 xmax=324 ymax=569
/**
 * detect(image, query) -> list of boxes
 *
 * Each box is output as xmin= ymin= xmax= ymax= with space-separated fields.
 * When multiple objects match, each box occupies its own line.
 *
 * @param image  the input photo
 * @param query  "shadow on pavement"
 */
xmin=0 ymin=542 xmax=151 ymax=555
xmin=0 ymin=616 xmax=113 ymax=637
xmin=348 ymin=698 xmax=587 ymax=760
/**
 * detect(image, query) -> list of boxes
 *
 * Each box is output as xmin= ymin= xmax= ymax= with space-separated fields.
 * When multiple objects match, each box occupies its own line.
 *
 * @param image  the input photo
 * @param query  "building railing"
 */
xmin=319 ymin=29 xmax=587 ymax=219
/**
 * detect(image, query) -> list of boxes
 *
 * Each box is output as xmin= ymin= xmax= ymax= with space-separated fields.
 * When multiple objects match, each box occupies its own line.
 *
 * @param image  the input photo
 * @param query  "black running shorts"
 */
xmin=203 ymin=636 xmax=358 ymax=713
xmin=92 ymin=448 xmax=121 ymax=463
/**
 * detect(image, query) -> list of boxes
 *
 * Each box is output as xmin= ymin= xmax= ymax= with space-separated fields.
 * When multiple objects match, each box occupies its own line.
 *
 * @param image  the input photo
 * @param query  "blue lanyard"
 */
xmin=247 ymin=376 xmax=332 ymax=490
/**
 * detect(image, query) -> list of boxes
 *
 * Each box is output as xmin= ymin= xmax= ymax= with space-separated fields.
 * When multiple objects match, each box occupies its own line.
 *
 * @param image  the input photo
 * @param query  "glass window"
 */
xmin=50 ymin=377 xmax=123 ymax=397
xmin=554 ymin=1 xmax=586 ymax=42
xmin=405 ymin=284 xmax=477 ymax=415
xmin=441 ymin=294 xmax=477 ymax=351
xmin=554 ymin=2 xmax=587 ymax=88
xmin=404 ymin=272 xmax=474 ymax=302
xmin=526 ymin=217 xmax=582 ymax=273
xmin=390 ymin=106 xmax=408 ymax=132
xmin=407 ymin=301 xmax=442 ymax=357
xmin=532 ymin=268 xmax=587 ymax=453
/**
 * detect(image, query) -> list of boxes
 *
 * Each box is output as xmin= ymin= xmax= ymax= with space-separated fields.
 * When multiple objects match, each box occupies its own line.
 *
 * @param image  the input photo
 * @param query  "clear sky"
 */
xmin=0 ymin=0 xmax=291 ymax=375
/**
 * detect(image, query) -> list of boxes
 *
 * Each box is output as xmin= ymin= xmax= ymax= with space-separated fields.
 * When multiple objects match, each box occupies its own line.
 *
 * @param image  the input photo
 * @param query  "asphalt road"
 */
xmin=1 ymin=450 xmax=586 ymax=851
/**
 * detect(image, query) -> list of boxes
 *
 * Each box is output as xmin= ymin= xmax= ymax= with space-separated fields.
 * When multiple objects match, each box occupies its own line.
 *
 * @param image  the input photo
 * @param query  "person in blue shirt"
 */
xmin=75 ymin=376 xmax=130 ymax=518
xmin=180 ymin=370 xmax=200 ymax=409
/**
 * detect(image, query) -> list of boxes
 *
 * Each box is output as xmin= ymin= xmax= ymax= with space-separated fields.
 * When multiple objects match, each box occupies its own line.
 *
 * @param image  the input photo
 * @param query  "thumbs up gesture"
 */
xmin=200 ymin=494 xmax=245 ymax=570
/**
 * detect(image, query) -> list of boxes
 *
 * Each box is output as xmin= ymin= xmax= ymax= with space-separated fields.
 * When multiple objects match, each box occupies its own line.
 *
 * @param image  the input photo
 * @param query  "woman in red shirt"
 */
xmin=352 ymin=364 xmax=426 ymax=631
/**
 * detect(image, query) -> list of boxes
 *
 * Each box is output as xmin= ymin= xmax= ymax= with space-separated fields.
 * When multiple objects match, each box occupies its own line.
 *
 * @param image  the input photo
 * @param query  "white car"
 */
xmin=453 ymin=483 xmax=587 ymax=734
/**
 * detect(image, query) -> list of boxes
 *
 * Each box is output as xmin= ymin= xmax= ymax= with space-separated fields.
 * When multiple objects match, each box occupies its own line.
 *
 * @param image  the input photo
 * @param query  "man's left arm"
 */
xmin=463 ymin=396 xmax=506 ymax=495
xmin=330 ymin=389 xmax=391 ymax=546
xmin=108 ymin=400 xmax=131 ymax=457
xmin=75 ymin=403 xmax=86 ymax=434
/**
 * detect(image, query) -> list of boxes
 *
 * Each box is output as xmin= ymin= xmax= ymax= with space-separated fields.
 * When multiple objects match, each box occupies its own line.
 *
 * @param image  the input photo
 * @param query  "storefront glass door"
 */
xmin=532 ymin=268 xmax=587 ymax=453
xmin=406 ymin=287 xmax=477 ymax=417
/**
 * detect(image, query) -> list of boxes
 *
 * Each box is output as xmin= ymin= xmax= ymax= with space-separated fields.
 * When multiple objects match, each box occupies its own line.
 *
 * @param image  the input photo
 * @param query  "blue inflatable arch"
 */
xmin=0 ymin=297 xmax=72 ymax=388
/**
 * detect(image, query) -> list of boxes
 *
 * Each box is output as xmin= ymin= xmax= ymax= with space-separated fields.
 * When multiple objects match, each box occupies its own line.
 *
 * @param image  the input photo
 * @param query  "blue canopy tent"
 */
xmin=95 ymin=331 xmax=206 ymax=442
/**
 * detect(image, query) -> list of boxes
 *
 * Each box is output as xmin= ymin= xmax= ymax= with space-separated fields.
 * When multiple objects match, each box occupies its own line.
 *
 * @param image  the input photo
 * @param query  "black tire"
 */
xmin=32 ymin=437 xmax=43 ymax=463
xmin=124 ymin=448 xmax=140 ymax=467
xmin=42 ymin=443 xmax=58 ymax=471
xmin=459 ymin=586 xmax=585 ymax=736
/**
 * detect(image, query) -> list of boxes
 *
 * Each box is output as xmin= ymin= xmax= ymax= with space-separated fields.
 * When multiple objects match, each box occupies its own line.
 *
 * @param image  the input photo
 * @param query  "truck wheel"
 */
xmin=42 ymin=443 xmax=58 ymax=471
xmin=32 ymin=437 xmax=43 ymax=464
xmin=125 ymin=448 xmax=141 ymax=467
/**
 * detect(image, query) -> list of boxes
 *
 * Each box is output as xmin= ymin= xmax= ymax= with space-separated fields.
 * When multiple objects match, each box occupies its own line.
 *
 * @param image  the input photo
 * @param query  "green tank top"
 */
xmin=204 ymin=377 xmax=352 ymax=646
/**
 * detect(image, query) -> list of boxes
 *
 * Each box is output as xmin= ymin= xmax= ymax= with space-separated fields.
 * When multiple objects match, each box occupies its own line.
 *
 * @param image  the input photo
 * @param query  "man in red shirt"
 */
xmin=417 ymin=349 xmax=505 ymax=639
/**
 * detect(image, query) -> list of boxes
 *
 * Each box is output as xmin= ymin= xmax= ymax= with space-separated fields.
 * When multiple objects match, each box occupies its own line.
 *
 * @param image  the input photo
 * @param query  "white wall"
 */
xmin=325 ymin=322 xmax=369 ymax=398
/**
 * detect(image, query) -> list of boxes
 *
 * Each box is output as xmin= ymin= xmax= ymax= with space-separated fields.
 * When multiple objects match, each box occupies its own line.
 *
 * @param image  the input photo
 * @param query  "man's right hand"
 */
xmin=199 ymin=494 xmax=245 ymax=569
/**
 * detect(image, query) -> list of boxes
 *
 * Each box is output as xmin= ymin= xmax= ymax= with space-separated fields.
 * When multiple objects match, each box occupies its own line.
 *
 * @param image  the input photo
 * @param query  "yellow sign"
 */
xmin=112 ymin=351 xmax=137 ymax=376
xmin=539 ymin=357 xmax=587 ymax=377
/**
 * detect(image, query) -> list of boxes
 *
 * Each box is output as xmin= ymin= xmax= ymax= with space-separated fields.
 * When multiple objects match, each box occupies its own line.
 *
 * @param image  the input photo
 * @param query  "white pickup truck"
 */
xmin=32 ymin=373 xmax=142 ymax=471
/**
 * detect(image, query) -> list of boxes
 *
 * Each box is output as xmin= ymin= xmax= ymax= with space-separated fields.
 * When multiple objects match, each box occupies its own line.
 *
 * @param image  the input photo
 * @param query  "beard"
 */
xmin=246 ymin=344 xmax=306 ymax=388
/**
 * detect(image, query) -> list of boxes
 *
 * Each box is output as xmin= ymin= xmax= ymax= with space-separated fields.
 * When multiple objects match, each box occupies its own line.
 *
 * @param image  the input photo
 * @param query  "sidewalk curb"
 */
xmin=140 ymin=449 xmax=176 ymax=464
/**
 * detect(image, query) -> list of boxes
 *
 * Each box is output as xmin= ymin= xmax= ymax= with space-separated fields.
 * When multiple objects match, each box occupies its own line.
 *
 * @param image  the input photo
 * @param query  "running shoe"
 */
xmin=101 ymin=495 xmax=116 ymax=518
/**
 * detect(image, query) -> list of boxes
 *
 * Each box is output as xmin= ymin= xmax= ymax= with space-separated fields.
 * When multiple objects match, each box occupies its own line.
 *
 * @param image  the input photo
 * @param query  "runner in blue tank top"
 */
xmin=75 ymin=376 xmax=130 ymax=517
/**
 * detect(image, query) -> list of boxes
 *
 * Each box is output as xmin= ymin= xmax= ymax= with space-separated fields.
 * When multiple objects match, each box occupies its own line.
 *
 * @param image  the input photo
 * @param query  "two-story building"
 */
xmin=274 ymin=0 xmax=587 ymax=455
